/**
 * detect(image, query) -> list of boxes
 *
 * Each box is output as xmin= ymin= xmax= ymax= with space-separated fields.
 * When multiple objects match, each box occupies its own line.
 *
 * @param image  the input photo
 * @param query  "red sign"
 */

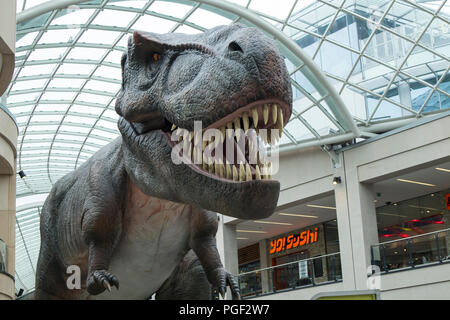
xmin=269 ymin=228 xmax=318 ymax=254
xmin=446 ymin=194 xmax=450 ymax=211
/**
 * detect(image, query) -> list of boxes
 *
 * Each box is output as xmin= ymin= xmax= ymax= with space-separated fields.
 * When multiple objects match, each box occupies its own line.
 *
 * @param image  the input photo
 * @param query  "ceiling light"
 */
xmin=408 ymin=205 xmax=439 ymax=211
xmin=18 ymin=170 xmax=26 ymax=179
xmin=253 ymin=220 xmax=293 ymax=226
xmin=332 ymin=176 xmax=341 ymax=185
xmin=396 ymin=178 xmax=436 ymax=187
xmin=278 ymin=213 xmax=318 ymax=218
xmin=435 ymin=167 xmax=450 ymax=173
xmin=306 ymin=204 xmax=336 ymax=210
xmin=236 ymin=229 xmax=267 ymax=234
xmin=376 ymin=212 xmax=408 ymax=218
xmin=236 ymin=237 xmax=248 ymax=240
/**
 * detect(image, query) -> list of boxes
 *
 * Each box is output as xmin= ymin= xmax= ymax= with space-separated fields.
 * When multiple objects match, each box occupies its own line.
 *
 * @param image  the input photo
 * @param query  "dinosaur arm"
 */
xmin=81 ymin=158 xmax=126 ymax=294
xmin=189 ymin=207 xmax=240 ymax=299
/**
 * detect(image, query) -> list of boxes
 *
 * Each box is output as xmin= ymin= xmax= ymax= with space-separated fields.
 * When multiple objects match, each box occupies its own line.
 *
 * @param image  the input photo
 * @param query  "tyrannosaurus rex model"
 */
xmin=33 ymin=23 xmax=292 ymax=300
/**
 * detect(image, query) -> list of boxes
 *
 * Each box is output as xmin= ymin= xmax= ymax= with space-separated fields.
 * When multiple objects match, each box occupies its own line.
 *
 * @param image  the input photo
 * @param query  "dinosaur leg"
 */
xmin=155 ymin=250 xmax=212 ymax=300
xmin=189 ymin=207 xmax=241 ymax=300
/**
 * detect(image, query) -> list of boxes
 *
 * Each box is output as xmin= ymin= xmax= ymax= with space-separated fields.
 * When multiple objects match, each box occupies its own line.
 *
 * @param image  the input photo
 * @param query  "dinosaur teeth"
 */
xmin=174 ymin=103 xmax=284 ymax=182
xmin=271 ymin=104 xmax=277 ymax=124
xmin=242 ymin=112 xmax=249 ymax=133
xmin=251 ymin=107 xmax=258 ymax=129
xmin=263 ymin=104 xmax=269 ymax=125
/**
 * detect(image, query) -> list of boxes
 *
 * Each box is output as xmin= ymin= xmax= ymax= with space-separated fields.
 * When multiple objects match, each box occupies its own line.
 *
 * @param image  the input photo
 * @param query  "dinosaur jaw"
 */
xmin=165 ymin=98 xmax=290 ymax=184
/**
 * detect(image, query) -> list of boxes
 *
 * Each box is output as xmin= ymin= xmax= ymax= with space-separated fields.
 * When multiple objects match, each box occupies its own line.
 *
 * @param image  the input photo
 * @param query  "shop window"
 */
xmin=272 ymin=251 xmax=310 ymax=291
xmin=238 ymin=261 xmax=261 ymax=297
xmin=377 ymin=188 xmax=450 ymax=243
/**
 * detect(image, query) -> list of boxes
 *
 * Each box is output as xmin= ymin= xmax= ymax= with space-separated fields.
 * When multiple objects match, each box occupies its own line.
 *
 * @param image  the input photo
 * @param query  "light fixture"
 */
xmin=332 ymin=176 xmax=341 ymax=185
xmin=278 ymin=213 xmax=318 ymax=218
xmin=236 ymin=229 xmax=267 ymax=234
xmin=396 ymin=178 xmax=436 ymax=187
xmin=376 ymin=212 xmax=408 ymax=218
xmin=236 ymin=237 xmax=248 ymax=240
xmin=435 ymin=167 xmax=450 ymax=173
xmin=306 ymin=204 xmax=336 ymax=210
xmin=253 ymin=220 xmax=293 ymax=226
xmin=18 ymin=170 xmax=26 ymax=179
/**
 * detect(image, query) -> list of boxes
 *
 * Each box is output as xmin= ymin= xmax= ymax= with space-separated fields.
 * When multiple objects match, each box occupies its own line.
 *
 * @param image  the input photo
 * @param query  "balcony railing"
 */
xmin=235 ymin=252 xmax=342 ymax=298
xmin=371 ymin=228 xmax=450 ymax=273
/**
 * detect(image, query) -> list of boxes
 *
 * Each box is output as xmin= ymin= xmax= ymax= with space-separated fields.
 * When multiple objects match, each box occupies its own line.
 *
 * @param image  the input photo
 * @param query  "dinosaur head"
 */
xmin=116 ymin=24 xmax=292 ymax=219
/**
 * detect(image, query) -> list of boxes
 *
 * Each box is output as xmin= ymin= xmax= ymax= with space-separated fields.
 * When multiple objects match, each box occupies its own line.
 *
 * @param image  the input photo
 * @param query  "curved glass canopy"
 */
xmin=5 ymin=0 xmax=450 ymax=294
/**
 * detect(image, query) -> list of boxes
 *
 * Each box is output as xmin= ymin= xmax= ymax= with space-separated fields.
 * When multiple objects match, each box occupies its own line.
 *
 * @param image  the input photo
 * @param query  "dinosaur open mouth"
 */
xmin=163 ymin=99 xmax=290 ymax=183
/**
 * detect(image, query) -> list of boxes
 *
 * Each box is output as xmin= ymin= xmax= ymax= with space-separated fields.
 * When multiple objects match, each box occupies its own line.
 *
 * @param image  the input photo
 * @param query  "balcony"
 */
xmin=371 ymin=228 xmax=450 ymax=273
xmin=236 ymin=252 xmax=342 ymax=299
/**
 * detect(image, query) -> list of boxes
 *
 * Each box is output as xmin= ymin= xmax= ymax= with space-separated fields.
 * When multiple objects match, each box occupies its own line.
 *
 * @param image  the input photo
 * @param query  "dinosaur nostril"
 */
xmin=228 ymin=41 xmax=243 ymax=54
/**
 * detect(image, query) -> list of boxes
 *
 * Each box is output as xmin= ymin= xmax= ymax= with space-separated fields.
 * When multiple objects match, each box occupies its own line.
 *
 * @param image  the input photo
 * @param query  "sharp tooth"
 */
xmin=183 ymin=130 xmax=189 ymax=141
xmin=277 ymin=105 xmax=283 ymax=138
xmin=220 ymin=126 xmax=225 ymax=143
xmin=176 ymin=128 xmax=182 ymax=137
xmin=233 ymin=117 xmax=241 ymax=142
xmin=226 ymin=162 xmax=232 ymax=179
xmin=251 ymin=107 xmax=258 ymax=129
xmin=271 ymin=104 xmax=277 ymax=124
xmin=171 ymin=124 xmax=177 ymax=131
xmin=219 ymin=162 xmax=225 ymax=178
xmin=227 ymin=122 xmax=233 ymax=139
xmin=255 ymin=165 xmax=261 ymax=180
xmin=215 ymin=160 xmax=221 ymax=176
xmin=263 ymin=104 xmax=269 ymax=125
xmin=245 ymin=163 xmax=252 ymax=181
xmin=239 ymin=162 xmax=245 ymax=181
xmin=242 ymin=112 xmax=249 ymax=133
xmin=232 ymin=165 xmax=238 ymax=181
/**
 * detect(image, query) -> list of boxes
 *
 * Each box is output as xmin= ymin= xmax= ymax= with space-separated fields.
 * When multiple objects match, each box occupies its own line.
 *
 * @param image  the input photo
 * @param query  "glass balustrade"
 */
xmin=236 ymin=252 xmax=341 ymax=298
xmin=372 ymin=228 xmax=450 ymax=273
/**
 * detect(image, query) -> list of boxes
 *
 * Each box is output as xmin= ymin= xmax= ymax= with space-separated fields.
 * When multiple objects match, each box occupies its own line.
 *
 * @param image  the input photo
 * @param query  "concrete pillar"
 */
xmin=215 ymin=214 xmax=238 ymax=299
xmin=334 ymin=153 xmax=379 ymax=291
xmin=0 ymin=106 xmax=17 ymax=300
xmin=258 ymin=239 xmax=271 ymax=294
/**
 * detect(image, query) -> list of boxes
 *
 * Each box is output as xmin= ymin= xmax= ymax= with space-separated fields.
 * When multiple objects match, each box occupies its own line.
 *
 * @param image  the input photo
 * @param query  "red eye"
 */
xmin=153 ymin=53 xmax=161 ymax=61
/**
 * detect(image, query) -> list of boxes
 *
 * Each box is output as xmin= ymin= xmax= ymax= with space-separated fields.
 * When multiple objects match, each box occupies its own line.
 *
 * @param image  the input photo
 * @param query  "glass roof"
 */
xmin=5 ymin=0 xmax=449 ymax=294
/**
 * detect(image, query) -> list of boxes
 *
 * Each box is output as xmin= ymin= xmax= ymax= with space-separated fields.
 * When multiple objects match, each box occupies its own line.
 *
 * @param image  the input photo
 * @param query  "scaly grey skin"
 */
xmin=33 ymin=23 xmax=292 ymax=300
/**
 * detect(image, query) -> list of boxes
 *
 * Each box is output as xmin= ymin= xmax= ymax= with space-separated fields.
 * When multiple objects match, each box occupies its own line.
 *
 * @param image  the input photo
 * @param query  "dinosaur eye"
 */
xmin=152 ymin=53 xmax=161 ymax=62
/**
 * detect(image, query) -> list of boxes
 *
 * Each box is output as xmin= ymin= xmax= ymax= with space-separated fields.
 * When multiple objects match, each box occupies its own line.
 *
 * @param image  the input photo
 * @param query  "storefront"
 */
xmin=374 ymin=188 xmax=450 ymax=271
xmin=237 ymin=219 xmax=341 ymax=296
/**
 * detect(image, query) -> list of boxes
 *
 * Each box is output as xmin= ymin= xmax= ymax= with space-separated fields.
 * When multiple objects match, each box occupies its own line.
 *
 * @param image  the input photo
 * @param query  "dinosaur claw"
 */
xmin=103 ymin=280 xmax=112 ymax=292
xmin=219 ymin=287 xmax=226 ymax=299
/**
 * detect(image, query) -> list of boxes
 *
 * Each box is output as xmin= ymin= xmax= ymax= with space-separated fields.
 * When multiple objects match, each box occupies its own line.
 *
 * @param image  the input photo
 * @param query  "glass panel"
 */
xmin=410 ymin=233 xmax=440 ymax=266
xmin=382 ymin=240 xmax=410 ymax=271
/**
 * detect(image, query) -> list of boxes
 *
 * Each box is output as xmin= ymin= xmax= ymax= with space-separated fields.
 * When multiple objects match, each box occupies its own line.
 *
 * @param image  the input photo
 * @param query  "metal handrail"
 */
xmin=374 ymin=227 xmax=450 ymax=246
xmin=236 ymin=252 xmax=340 ymax=277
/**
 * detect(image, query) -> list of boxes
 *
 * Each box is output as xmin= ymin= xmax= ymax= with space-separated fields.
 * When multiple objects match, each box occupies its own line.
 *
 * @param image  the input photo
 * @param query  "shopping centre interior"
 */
xmin=0 ymin=0 xmax=449 ymax=300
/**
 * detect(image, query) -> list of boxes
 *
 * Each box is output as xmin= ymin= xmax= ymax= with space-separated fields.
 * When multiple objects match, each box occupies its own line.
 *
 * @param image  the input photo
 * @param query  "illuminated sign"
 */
xmin=446 ymin=194 xmax=450 ymax=211
xmin=269 ymin=228 xmax=318 ymax=254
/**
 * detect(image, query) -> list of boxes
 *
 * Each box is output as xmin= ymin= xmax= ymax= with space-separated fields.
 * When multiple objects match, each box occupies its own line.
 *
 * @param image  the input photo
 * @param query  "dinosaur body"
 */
xmin=34 ymin=24 xmax=292 ymax=299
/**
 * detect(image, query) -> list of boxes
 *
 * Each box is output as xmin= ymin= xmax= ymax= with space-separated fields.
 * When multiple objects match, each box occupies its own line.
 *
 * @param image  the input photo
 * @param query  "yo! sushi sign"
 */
xmin=269 ymin=228 xmax=318 ymax=254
